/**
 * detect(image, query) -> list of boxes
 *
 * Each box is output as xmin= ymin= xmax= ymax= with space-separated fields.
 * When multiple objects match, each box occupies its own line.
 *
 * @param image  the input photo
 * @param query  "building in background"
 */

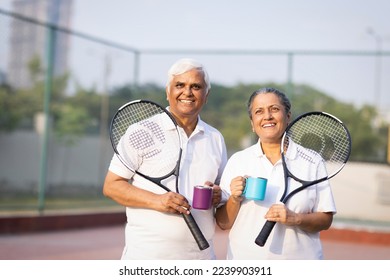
xmin=7 ymin=0 xmax=73 ymax=89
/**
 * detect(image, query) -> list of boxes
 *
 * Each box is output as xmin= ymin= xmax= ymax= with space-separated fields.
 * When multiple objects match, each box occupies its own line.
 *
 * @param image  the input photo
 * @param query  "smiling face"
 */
xmin=166 ymin=68 xmax=209 ymax=123
xmin=250 ymin=92 xmax=291 ymax=144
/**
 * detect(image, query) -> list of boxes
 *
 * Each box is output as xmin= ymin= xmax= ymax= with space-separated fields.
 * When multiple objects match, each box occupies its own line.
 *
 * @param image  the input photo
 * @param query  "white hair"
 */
xmin=166 ymin=58 xmax=211 ymax=91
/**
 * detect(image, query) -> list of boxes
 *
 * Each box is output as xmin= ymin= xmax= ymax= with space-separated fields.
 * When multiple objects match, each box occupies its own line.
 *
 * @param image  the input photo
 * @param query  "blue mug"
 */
xmin=243 ymin=177 xmax=267 ymax=200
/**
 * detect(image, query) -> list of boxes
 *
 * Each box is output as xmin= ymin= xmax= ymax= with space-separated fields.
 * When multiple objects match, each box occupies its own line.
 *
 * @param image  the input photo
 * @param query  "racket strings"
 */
xmin=128 ymin=128 xmax=155 ymax=151
xmin=140 ymin=120 xmax=166 ymax=144
xmin=288 ymin=114 xmax=350 ymax=175
xmin=296 ymin=147 xmax=317 ymax=164
xmin=127 ymin=120 xmax=166 ymax=159
xmin=111 ymin=102 xmax=164 ymax=147
xmin=111 ymin=101 xmax=181 ymax=177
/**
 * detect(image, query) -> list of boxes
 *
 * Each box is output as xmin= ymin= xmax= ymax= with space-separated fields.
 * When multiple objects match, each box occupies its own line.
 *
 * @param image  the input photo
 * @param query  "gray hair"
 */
xmin=166 ymin=58 xmax=211 ymax=91
xmin=247 ymin=87 xmax=291 ymax=119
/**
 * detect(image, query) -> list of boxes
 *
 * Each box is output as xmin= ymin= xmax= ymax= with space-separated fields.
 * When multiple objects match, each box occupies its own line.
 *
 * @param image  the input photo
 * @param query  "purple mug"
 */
xmin=192 ymin=185 xmax=213 ymax=210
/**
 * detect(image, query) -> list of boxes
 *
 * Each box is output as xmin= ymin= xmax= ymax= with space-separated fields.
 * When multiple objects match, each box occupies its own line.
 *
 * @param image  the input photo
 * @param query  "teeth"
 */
xmin=180 ymin=100 xmax=193 ymax=104
xmin=263 ymin=124 xmax=275 ymax=128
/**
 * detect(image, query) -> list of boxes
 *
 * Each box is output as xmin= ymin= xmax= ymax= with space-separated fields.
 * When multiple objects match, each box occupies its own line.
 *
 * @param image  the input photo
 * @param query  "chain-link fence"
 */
xmin=1 ymin=7 xmax=390 ymax=213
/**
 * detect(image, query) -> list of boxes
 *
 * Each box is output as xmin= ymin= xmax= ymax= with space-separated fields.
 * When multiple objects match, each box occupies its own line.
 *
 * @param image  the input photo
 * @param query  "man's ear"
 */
xmin=165 ymin=87 xmax=169 ymax=101
xmin=205 ymin=90 xmax=210 ymax=103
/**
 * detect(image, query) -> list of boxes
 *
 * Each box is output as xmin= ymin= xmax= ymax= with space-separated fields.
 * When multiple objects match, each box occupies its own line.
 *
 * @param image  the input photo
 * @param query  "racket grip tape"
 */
xmin=182 ymin=213 xmax=210 ymax=250
xmin=254 ymin=220 xmax=277 ymax=247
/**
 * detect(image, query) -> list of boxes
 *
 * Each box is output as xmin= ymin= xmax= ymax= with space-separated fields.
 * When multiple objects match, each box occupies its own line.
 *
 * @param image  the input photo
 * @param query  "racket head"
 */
xmin=282 ymin=111 xmax=351 ymax=180
xmin=109 ymin=99 xmax=181 ymax=180
xmin=255 ymin=111 xmax=351 ymax=247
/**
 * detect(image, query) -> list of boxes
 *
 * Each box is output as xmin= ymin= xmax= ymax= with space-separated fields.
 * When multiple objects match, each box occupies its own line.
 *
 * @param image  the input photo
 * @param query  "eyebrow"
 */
xmin=254 ymin=104 xmax=282 ymax=109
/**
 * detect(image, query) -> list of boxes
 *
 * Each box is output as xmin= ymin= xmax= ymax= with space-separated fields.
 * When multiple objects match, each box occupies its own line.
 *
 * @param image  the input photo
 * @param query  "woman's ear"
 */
xmin=287 ymin=111 xmax=292 ymax=124
xmin=250 ymin=120 xmax=255 ymax=132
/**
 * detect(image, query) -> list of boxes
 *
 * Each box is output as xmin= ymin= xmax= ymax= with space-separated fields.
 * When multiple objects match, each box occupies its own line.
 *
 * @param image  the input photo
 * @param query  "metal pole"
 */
xmin=133 ymin=51 xmax=140 ymax=89
xmin=367 ymin=28 xmax=383 ymax=107
xmin=38 ymin=25 xmax=55 ymax=213
xmin=38 ymin=2 xmax=58 ymax=213
xmin=375 ymin=39 xmax=382 ymax=106
xmin=287 ymin=53 xmax=293 ymax=96
xmin=388 ymin=125 xmax=390 ymax=164
xmin=98 ymin=53 xmax=111 ymax=184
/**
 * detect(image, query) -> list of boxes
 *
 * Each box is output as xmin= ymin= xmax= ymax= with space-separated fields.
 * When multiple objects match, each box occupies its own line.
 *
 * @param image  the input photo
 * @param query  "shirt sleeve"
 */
xmin=314 ymin=161 xmax=337 ymax=214
xmin=108 ymin=153 xmax=135 ymax=179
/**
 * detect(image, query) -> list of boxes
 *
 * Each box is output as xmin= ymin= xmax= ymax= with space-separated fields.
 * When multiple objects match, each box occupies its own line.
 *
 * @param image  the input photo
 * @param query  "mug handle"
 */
xmin=242 ymin=177 xmax=248 ymax=196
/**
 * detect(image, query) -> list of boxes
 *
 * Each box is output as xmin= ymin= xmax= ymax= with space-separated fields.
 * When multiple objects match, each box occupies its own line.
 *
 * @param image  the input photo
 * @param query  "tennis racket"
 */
xmin=254 ymin=111 xmax=351 ymax=247
xmin=109 ymin=99 xmax=209 ymax=251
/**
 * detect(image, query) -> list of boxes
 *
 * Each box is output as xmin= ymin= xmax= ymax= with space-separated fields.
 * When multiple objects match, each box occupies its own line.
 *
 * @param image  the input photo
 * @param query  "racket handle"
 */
xmin=254 ymin=220 xmax=277 ymax=247
xmin=182 ymin=213 xmax=210 ymax=250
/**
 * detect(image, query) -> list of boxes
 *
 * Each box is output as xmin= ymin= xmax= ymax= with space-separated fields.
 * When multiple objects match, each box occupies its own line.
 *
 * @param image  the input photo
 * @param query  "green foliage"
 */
xmin=200 ymin=82 xmax=388 ymax=162
xmin=0 ymin=72 xmax=388 ymax=162
xmin=0 ymin=57 xmax=97 ymax=145
xmin=55 ymin=104 xmax=90 ymax=145
xmin=0 ymin=85 xmax=20 ymax=130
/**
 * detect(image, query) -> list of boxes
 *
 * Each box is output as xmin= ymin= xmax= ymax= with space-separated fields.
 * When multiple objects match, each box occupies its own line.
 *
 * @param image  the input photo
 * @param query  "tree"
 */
xmin=1 ymin=73 xmax=388 ymax=162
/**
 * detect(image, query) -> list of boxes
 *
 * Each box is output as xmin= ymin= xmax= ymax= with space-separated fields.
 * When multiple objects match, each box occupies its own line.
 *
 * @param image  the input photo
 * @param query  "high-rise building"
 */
xmin=7 ymin=0 xmax=73 ymax=89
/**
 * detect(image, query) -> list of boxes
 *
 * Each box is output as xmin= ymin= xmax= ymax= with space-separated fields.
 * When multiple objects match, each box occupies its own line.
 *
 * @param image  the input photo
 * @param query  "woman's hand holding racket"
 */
xmin=264 ymin=204 xmax=291 ymax=223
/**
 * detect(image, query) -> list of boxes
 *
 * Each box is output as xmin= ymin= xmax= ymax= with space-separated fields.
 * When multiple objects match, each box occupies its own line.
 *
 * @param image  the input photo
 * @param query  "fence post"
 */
xmin=38 ymin=24 xmax=56 ymax=213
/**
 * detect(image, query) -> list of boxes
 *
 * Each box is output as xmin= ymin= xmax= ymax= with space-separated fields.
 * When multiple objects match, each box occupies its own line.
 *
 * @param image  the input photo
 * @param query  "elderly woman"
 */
xmin=216 ymin=87 xmax=336 ymax=259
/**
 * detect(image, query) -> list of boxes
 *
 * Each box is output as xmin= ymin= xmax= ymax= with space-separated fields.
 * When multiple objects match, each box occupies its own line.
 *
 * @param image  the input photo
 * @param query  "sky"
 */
xmin=1 ymin=0 xmax=390 ymax=111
